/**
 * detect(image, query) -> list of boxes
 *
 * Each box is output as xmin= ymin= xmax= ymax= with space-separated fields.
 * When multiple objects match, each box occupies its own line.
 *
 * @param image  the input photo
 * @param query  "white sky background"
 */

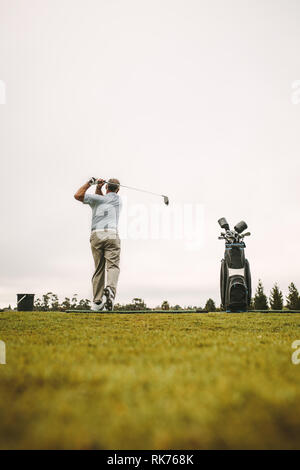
xmin=0 ymin=0 xmax=300 ymax=308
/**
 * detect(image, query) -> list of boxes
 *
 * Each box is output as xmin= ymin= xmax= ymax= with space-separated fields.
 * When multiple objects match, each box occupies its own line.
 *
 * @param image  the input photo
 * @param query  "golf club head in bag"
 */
xmin=234 ymin=220 xmax=248 ymax=234
xmin=218 ymin=218 xmax=252 ymax=312
xmin=218 ymin=217 xmax=230 ymax=231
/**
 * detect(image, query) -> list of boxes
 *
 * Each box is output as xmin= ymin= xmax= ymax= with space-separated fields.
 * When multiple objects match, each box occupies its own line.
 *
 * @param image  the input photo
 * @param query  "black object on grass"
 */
xmin=218 ymin=219 xmax=252 ymax=313
xmin=17 ymin=294 xmax=35 ymax=311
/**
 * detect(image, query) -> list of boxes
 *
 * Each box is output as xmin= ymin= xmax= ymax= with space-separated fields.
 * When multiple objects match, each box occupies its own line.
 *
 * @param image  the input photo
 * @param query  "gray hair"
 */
xmin=107 ymin=178 xmax=120 ymax=192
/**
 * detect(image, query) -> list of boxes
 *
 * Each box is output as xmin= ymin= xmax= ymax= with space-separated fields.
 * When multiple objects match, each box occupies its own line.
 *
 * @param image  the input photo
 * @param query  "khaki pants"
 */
xmin=90 ymin=231 xmax=121 ymax=302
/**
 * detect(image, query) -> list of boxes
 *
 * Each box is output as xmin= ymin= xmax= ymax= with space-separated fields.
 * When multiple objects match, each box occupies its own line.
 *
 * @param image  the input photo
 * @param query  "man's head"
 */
xmin=106 ymin=178 xmax=120 ymax=193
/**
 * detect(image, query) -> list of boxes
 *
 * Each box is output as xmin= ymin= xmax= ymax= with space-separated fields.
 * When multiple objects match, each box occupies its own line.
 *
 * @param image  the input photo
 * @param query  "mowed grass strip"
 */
xmin=0 ymin=311 xmax=300 ymax=449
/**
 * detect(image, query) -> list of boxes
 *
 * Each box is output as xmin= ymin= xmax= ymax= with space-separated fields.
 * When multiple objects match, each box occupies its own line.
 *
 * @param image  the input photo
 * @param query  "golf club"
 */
xmin=90 ymin=178 xmax=169 ymax=205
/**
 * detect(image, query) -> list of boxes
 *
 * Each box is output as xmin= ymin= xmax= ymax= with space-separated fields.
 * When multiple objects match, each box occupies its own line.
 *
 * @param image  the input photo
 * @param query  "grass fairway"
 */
xmin=1 ymin=311 xmax=300 ymax=449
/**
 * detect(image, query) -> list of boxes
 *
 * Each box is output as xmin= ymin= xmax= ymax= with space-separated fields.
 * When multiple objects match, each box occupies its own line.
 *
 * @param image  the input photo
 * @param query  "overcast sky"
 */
xmin=1 ymin=0 xmax=300 ymax=308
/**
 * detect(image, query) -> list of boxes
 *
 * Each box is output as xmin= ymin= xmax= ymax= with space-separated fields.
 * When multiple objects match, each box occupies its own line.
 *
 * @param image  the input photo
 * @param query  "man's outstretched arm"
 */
xmin=74 ymin=178 xmax=97 ymax=202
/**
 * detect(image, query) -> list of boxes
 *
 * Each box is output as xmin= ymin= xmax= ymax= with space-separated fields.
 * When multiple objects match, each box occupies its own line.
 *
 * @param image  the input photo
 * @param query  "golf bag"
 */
xmin=218 ymin=218 xmax=252 ymax=312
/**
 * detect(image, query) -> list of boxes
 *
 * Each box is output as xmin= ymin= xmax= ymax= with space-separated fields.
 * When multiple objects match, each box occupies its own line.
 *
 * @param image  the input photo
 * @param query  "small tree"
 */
xmin=34 ymin=298 xmax=42 ymax=310
xmin=129 ymin=297 xmax=147 ymax=310
xmin=71 ymin=294 xmax=78 ymax=309
xmin=269 ymin=283 xmax=283 ymax=310
xmin=42 ymin=292 xmax=52 ymax=311
xmin=205 ymin=298 xmax=216 ymax=312
xmin=61 ymin=297 xmax=71 ymax=310
xmin=161 ymin=300 xmax=170 ymax=310
xmin=173 ymin=305 xmax=182 ymax=310
xmin=78 ymin=299 xmax=91 ymax=310
xmin=254 ymin=280 xmax=268 ymax=310
xmin=113 ymin=303 xmax=122 ymax=311
xmin=50 ymin=293 xmax=60 ymax=311
xmin=286 ymin=283 xmax=300 ymax=310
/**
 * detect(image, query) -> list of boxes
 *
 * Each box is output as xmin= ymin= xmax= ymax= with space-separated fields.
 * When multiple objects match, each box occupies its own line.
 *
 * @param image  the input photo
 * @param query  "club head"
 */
xmin=218 ymin=217 xmax=230 ymax=231
xmin=163 ymin=196 xmax=169 ymax=206
xmin=234 ymin=221 xmax=248 ymax=234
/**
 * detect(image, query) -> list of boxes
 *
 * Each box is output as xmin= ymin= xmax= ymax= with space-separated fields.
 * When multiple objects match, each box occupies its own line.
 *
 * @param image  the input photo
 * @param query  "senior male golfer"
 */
xmin=74 ymin=178 xmax=122 ymax=311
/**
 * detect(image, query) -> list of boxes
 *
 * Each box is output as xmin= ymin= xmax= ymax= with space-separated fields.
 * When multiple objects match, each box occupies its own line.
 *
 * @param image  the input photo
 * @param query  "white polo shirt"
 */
xmin=83 ymin=192 xmax=122 ymax=232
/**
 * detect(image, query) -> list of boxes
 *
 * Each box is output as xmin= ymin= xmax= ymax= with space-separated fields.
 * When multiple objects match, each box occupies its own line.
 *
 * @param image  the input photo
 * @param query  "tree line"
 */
xmin=30 ymin=281 xmax=300 ymax=312
xmin=251 ymin=280 xmax=300 ymax=310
